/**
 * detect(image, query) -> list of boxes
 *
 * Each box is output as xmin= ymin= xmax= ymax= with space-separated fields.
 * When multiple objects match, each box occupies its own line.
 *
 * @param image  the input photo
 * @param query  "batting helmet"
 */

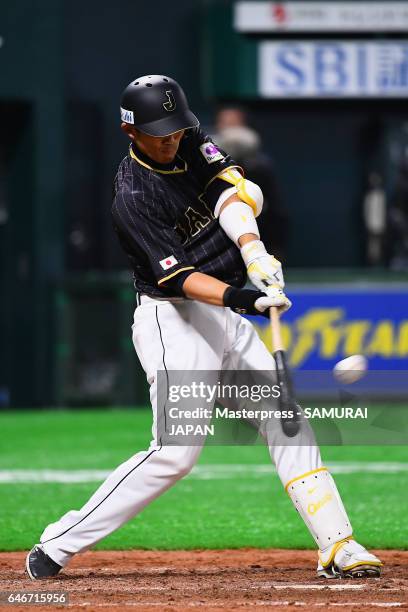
xmin=120 ymin=75 xmax=199 ymax=137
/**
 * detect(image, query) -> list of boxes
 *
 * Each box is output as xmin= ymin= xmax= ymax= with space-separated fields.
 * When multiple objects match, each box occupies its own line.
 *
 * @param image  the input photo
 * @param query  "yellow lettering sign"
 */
xmin=365 ymin=321 xmax=394 ymax=357
xmin=397 ymin=322 xmax=408 ymax=357
xmin=253 ymin=308 xmax=408 ymax=367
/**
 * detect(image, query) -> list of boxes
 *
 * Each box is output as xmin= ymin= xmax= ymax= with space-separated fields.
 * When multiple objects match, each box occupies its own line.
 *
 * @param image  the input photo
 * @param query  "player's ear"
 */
xmin=121 ymin=122 xmax=136 ymax=141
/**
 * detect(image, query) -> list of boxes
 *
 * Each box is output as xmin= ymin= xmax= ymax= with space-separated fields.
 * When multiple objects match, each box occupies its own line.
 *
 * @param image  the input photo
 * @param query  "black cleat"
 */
xmin=25 ymin=545 xmax=62 ymax=580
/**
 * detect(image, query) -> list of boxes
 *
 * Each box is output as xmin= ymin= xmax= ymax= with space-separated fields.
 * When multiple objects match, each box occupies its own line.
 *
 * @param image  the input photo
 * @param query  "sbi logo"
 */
xmin=259 ymin=42 xmax=408 ymax=97
xmin=277 ymin=45 xmax=351 ymax=90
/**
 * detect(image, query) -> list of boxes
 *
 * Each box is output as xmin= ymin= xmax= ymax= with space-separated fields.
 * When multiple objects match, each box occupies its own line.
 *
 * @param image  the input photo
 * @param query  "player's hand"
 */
xmin=223 ymin=286 xmax=291 ymax=317
xmin=255 ymin=286 xmax=292 ymax=315
xmin=240 ymin=240 xmax=285 ymax=291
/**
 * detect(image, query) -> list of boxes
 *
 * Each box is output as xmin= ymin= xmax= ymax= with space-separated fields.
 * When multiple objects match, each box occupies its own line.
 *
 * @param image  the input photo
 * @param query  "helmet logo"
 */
xmin=120 ymin=107 xmax=134 ymax=124
xmin=163 ymin=90 xmax=176 ymax=112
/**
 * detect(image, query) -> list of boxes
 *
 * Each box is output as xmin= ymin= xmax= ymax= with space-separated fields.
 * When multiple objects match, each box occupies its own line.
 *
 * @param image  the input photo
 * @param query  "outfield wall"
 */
xmin=50 ymin=273 xmax=408 ymax=408
xmin=252 ymin=284 xmax=408 ymax=371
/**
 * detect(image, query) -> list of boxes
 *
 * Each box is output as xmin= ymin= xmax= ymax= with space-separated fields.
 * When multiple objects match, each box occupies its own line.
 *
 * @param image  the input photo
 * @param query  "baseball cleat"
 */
xmin=25 ymin=545 xmax=62 ymax=580
xmin=317 ymin=538 xmax=382 ymax=579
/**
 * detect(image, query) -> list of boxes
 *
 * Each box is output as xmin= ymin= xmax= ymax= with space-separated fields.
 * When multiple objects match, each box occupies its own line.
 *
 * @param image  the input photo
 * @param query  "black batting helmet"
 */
xmin=120 ymin=75 xmax=199 ymax=137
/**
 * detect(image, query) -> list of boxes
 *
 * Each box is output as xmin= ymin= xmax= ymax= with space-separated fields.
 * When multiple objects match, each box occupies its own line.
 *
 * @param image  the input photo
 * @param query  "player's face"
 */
xmin=134 ymin=129 xmax=185 ymax=164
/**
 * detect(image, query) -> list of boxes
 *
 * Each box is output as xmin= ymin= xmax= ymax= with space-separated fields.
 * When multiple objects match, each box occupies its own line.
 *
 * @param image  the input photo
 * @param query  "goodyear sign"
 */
xmin=253 ymin=286 xmax=408 ymax=370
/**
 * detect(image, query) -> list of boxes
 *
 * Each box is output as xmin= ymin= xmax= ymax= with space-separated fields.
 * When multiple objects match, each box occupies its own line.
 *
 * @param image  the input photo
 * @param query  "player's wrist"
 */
xmin=223 ymin=286 xmax=266 ymax=316
xmin=240 ymin=239 xmax=267 ymax=267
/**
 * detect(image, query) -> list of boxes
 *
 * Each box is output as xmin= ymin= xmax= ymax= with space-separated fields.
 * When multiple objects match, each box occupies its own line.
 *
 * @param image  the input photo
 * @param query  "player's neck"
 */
xmin=130 ymin=142 xmax=180 ymax=171
xmin=129 ymin=143 xmax=187 ymax=175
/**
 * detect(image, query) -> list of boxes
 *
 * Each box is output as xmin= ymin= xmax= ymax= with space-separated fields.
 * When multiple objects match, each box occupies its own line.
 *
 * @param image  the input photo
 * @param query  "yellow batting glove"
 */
xmin=241 ymin=240 xmax=285 ymax=290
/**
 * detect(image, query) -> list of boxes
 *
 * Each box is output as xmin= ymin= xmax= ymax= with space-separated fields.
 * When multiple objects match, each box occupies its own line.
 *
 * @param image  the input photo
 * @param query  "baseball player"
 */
xmin=26 ymin=75 xmax=382 ymax=580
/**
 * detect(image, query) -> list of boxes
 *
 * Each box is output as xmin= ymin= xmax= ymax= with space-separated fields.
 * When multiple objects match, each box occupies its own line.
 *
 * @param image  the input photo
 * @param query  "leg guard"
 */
xmin=286 ymin=467 xmax=352 ymax=550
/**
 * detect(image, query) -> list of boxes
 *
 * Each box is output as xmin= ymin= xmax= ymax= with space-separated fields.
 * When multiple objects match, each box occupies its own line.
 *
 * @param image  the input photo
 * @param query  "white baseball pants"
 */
xmin=40 ymin=296 xmax=322 ymax=567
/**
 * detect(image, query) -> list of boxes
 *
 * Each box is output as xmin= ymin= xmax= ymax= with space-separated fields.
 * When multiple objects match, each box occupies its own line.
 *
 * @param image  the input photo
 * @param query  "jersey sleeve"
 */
xmin=182 ymin=127 xmax=244 ymax=212
xmin=112 ymin=195 xmax=195 ymax=289
xmin=183 ymin=128 xmax=242 ymax=187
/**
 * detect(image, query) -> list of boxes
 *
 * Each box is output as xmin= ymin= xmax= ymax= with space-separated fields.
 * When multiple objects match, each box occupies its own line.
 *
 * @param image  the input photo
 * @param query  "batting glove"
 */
xmin=240 ymin=240 xmax=285 ymax=290
xmin=239 ymin=240 xmax=291 ymax=314
xmin=223 ymin=287 xmax=291 ymax=317
xmin=256 ymin=286 xmax=292 ymax=315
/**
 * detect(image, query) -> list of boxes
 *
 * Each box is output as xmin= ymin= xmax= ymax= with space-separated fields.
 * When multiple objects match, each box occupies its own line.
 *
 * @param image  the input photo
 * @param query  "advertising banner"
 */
xmin=259 ymin=41 xmax=408 ymax=98
xmin=235 ymin=2 xmax=408 ymax=33
xmin=252 ymin=285 xmax=408 ymax=371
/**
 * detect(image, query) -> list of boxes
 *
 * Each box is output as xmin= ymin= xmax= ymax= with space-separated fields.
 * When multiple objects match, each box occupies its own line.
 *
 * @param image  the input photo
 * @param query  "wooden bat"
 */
xmin=270 ymin=307 xmax=300 ymax=437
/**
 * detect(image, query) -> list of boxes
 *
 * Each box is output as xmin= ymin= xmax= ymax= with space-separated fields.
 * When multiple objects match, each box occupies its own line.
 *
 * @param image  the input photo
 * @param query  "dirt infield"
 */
xmin=1 ymin=549 xmax=407 ymax=611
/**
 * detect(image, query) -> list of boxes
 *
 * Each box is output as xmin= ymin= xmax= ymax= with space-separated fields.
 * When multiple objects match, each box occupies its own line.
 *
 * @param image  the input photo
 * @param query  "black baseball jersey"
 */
xmin=112 ymin=128 xmax=247 ymax=298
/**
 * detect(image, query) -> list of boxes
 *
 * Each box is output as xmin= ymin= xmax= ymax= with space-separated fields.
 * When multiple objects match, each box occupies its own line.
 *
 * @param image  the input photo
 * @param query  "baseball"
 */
xmin=333 ymin=354 xmax=368 ymax=384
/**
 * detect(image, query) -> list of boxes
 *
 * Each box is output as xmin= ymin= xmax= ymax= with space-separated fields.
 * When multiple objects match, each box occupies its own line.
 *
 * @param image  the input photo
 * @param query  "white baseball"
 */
xmin=333 ymin=354 xmax=368 ymax=384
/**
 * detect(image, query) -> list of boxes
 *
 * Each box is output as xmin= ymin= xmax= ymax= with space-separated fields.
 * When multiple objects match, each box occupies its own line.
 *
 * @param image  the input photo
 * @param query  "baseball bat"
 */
xmin=270 ymin=307 xmax=300 ymax=437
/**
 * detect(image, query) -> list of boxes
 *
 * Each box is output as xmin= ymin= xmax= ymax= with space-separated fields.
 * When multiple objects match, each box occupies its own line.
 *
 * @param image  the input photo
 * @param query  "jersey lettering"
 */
xmin=176 ymin=205 xmax=212 ymax=244
xmin=184 ymin=206 xmax=211 ymax=237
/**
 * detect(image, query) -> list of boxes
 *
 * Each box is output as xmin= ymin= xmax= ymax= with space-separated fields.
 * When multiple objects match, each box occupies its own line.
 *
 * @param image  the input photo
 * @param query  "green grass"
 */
xmin=0 ymin=409 xmax=407 ymax=551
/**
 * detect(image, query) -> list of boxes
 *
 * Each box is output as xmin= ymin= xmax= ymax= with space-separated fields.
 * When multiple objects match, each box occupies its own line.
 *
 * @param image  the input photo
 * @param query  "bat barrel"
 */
xmin=273 ymin=349 xmax=300 ymax=438
xmin=269 ymin=308 xmax=300 ymax=437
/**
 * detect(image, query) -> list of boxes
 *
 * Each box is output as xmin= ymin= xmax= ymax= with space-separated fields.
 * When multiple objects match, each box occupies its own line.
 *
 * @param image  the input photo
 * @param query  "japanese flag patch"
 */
xmin=159 ymin=255 xmax=178 ymax=270
xmin=199 ymin=142 xmax=225 ymax=164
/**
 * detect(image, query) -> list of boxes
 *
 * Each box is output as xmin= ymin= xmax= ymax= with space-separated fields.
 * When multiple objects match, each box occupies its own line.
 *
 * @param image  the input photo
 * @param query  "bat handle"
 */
xmin=270 ymin=307 xmax=284 ymax=351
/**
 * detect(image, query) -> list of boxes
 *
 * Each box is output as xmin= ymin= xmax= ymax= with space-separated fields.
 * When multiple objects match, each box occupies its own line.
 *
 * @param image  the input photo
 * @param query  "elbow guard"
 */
xmin=218 ymin=200 xmax=260 ymax=246
xmin=215 ymin=168 xmax=264 ymax=217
